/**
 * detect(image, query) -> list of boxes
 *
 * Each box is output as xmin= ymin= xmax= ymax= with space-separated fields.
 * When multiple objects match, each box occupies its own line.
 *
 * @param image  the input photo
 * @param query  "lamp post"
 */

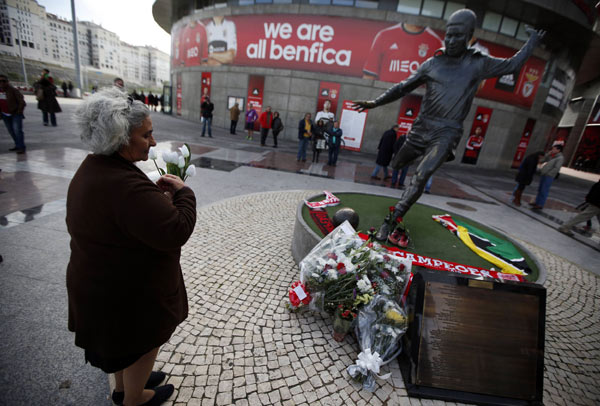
xmin=11 ymin=18 xmax=28 ymax=87
xmin=71 ymin=0 xmax=82 ymax=93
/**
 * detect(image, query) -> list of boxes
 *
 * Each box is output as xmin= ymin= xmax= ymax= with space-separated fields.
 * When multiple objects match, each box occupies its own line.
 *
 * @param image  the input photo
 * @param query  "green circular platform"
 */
xmin=295 ymin=192 xmax=541 ymax=283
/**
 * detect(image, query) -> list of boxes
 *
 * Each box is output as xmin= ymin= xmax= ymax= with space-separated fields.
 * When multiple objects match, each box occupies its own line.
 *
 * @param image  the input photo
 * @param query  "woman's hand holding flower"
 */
xmin=157 ymin=174 xmax=186 ymax=196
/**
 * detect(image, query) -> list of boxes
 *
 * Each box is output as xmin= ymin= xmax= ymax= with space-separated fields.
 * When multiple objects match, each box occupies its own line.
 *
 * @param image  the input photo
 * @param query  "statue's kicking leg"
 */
xmin=377 ymin=133 xmax=455 ymax=247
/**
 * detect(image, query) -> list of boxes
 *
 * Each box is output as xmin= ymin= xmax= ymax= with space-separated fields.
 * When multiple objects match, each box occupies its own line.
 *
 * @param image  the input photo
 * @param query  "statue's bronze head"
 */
xmin=445 ymin=9 xmax=477 ymax=57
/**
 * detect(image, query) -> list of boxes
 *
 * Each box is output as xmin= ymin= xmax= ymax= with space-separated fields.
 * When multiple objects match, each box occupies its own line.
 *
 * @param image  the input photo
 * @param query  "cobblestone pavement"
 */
xmin=151 ymin=191 xmax=599 ymax=406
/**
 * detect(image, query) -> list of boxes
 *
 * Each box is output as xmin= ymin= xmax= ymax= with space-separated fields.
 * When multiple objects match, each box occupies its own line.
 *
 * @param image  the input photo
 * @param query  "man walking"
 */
xmin=530 ymin=144 xmax=564 ymax=210
xmin=371 ymin=125 xmax=398 ymax=180
xmin=0 ymin=75 xmax=27 ymax=154
xmin=201 ymin=96 xmax=214 ymax=137
xmin=558 ymin=181 xmax=600 ymax=236
xmin=259 ymin=106 xmax=273 ymax=146
xmin=352 ymin=9 xmax=544 ymax=247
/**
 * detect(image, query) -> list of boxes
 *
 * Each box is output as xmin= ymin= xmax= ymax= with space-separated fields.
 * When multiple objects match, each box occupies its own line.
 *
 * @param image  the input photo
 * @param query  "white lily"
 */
xmin=179 ymin=144 xmax=190 ymax=158
xmin=178 ymin=155 xmax=186 ymax=168
xmin=185 ymin=164 xmax=196 ymax=177
xmin=162 ymin=150 xmax=178 ymax=164
xmin=148 ymin=147 xmax=158 ymax=160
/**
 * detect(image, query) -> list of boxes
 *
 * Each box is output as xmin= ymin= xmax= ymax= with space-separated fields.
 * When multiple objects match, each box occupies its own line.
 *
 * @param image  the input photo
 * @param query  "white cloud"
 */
xmin=40 ymin=0 xmax=171 ymax=55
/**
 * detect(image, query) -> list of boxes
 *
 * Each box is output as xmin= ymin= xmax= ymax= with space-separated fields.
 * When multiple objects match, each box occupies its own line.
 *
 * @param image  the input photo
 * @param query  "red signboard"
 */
xmin=247 ymin=75 xmax=264 ymax=130
xmin=511 ymin=118 xmax=536 ymax=169
xmin=316 ymin=81 xmax=341 ymax=121
xmin=176 ymin=73 xmax=182 ymax=116
xmin=201 ymin=72 xmax=212 ymax=101
xmin=396 ymin=95 xmax=423 ymax=136
xmin=461 ymin=106 xmax=493 ymax=165
xmin=171 ymin=15 xmax=546 ymax=110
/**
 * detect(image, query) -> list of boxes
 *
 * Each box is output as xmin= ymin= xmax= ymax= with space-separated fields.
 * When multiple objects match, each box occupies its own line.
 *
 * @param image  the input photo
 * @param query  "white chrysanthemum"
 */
xmin=326 ymin=269 xmax=338 ymax=280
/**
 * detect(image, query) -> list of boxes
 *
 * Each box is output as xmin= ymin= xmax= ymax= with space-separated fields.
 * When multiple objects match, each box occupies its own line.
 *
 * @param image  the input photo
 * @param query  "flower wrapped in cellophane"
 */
xmin=295 ymin=221 xmax=411 ymax=315
xmin=347 ymin=295 xmax=408 ymax=391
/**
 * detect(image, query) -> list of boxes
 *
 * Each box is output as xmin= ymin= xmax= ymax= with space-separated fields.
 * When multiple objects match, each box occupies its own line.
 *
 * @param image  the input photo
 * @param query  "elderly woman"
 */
xmin=66 ymin=88 xmax=196 ymax=406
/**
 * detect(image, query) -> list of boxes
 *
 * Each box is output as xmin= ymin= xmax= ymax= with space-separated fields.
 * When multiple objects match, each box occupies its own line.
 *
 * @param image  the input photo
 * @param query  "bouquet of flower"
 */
xmin=347 ymin=295 xmax=408 ymax=391
xmin=332 ymin=304 xmax=358 ymax=341
xmin=287 ymin=281 xmax=312 ymax=312
xmin=148 ymin=143 xmax=196 ymax=181
xmin=297 ymin=223 xmax=410 ymax=315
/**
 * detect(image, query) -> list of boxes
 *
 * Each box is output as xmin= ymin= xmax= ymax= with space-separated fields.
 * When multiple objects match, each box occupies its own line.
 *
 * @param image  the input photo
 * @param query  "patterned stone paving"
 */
xmin=152 ymin=191 xmax=599 ymax=406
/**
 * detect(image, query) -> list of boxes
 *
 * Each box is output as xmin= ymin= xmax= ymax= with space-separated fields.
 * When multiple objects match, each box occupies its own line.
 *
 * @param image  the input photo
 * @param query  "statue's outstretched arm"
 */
xmin=482 ymin=27 xmax=545 ymax=79
xmin=352 ymin=68 xmax=426 ymax=112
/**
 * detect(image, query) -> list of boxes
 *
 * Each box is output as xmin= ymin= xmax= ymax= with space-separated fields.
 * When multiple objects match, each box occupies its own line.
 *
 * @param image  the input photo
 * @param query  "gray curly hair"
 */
xmin=75 ymin=87 xmax=149 ymax=155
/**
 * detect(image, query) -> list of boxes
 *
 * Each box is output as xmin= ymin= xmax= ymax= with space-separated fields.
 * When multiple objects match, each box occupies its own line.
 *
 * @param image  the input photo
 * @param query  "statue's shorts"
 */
xmin=390 ymin=115 xmax=463 ymax=217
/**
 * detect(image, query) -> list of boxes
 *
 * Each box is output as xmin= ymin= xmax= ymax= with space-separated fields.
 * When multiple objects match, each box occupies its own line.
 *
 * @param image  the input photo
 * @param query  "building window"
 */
xmin=482 ymin=11 xmax=502 ymax=32
xmin=499 ymin=16 xmax=518 ymax=37
xmin=397 ymin=0 xmax=421 ymax=15
xmin=355 ymin=0 xmax=378 ymax=8
xmin=421 ymin=0 xmax=444 ymax=18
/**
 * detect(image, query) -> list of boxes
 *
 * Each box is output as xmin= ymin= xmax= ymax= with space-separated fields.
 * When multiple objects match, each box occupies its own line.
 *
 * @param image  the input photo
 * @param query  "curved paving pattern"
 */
xmin=153 ymin=191 xmax=599 ymax=406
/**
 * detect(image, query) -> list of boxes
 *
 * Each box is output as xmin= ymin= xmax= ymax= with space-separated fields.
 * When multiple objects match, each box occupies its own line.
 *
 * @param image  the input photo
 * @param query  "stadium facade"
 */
xmin=153 ymin=0 xmax=600 ymax=171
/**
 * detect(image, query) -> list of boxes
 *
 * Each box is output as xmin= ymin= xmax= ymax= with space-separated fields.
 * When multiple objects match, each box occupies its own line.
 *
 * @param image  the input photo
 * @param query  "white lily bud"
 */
xmin=162 ymin=151 xmax=177 ymax=164
xmin=179 ymin=144 xmax=190 ymax=158
xmin=148 ymin=147 xmax=158 ymax=160
xmin=178 ymin=156 xmax=186 ymax=168
xmin=186 ymin=164 xmax=196 ymax=177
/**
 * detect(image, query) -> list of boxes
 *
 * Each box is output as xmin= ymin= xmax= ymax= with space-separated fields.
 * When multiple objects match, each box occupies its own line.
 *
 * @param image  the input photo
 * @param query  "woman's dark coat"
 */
xmin=36 ymin=77 xmax=62 ymax=113
xmin=516 ymin=152 xmax=542 ymax=185
xmin=376 ymin=128 xmax=398 ymax=166
xmin=66 ymin=153 xmax=196 ymax=358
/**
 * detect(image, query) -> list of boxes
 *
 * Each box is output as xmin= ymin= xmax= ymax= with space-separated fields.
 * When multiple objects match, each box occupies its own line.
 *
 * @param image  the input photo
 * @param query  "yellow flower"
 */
xmin=385 ymin=309 xmax=406 ymax=325
xmin=353 ymin=294 xmax=373 ymax=306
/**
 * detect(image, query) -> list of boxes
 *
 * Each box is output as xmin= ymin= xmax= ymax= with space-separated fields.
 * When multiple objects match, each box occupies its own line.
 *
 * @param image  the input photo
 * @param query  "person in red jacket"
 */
xmin=259 ymin=106 xmax=273 ymax=146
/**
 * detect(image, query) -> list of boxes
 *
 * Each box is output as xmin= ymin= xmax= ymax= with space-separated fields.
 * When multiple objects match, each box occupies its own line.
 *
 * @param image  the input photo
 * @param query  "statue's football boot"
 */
xmin=388 ymin=220 xmax=410 ymax=248
xmin=375 ymin=207 xmax=400 ymax=241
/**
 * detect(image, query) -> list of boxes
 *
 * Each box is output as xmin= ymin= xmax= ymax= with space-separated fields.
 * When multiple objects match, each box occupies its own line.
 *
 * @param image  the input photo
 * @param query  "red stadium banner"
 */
xmin=511 ymin=118 xmax=536 ymax=168
xmin=247 ymin=75 xmax=264 ymax=130
xmin=461 ymin=106 xmax=493 ymax=165
xmin=396 ymin=95 xmax=423 ymax=136
xmin=176 ymin=73 xmax=182 ymax=116
xmin=201 ymin=72 xmax=212 ymax=101
xmin=171 ymin=15 xmax=546 ymax=110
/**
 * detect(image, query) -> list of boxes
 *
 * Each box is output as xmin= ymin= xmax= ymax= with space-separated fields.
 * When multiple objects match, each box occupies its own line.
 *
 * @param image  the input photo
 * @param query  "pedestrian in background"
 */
xmin=531 ymin=144 xmax=564 ymax=210
xmin=0 ymin=74 xmax=27 ymax=154
xmin=390 ymin=132 xmax=409 ymax=189
xmin=67 ymin=88 xmax=196 ymax=406
xmin=35 ymin=68 xmax=61 ymax=127
xmin=259 ymin=106 xmax=273 ymax=146
xmin=325 ymin=120 xmax=343 ymax=166
xmin=311 ymin=118 xmax=327 ymax=163
xmin=271 ymin=111 xmax=283 ymax=147
xmin=229 ymin=102 xmax=240 ymax=134
xmin=148 ymin=92 xmax=156 ymax=111
xmin=62 ymin=81 xmax=68 ymax=97
xmin=558 ymin=181 xmax=600 ymax=237
xmin=68 ymin=81 xmax=73 ymax=95
xmin=245 ymin=103 xmax=258 ymax=140
xmin=513 ymin=151 xmax=544 ymax=206
xmin=297 ymin=112 xmax=312 ymax=162
xmin=200 ymin=96 xmax=214 ymax=137
xmin=371 ymin=125 xmax=398 ymax=180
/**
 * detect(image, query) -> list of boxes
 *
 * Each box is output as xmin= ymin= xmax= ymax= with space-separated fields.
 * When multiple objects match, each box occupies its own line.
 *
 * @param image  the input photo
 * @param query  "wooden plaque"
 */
xmin=399 ymin=269 xmax=546 ymax=405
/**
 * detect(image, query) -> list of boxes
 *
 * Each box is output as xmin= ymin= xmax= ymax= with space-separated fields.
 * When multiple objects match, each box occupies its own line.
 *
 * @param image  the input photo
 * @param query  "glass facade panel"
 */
xmin=273 ymin=0 xmax=293 ymax=3
xmin=239 ymin=0 xmax=254 ymax=5
xmin=421 ymin=0 xmax=444 ymax=18
xmin=443 ymin=1 xmax=464 ymax=19
xmin=333 ymin=0 xmax=355 ymax=5
xmin=397 ymin=0 xmax=421 ymax=15
xmin=309 ymin=0 xmax=332 ymax=4
xmin=515 ymin=22 xmax=528 ymax=41
xmin=500 ymin=16 xmax=518 ymax=36
xmin=355 ymin=0 xmax=378 ymax=8
xmin=482 ymin=11 xmax=502 ymax=32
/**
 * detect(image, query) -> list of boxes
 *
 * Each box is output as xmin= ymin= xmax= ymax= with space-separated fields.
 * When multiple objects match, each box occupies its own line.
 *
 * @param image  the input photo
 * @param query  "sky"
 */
xmin=39 ymin=0 xmax=171 ymax=55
